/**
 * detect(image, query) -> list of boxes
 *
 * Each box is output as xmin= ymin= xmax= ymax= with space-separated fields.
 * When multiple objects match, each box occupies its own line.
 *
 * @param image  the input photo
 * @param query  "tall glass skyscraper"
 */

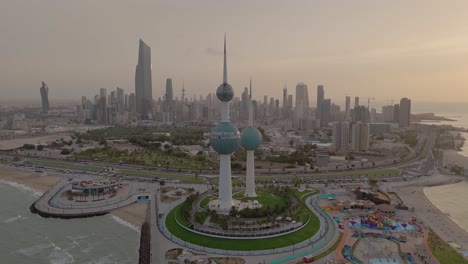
xmin=165 ymin=78 xmax=173 ymax=112
xmin=135 ymin=39 xmax=153 ymax=119
xmin=39 ymin=81 xmax=49 ymax=114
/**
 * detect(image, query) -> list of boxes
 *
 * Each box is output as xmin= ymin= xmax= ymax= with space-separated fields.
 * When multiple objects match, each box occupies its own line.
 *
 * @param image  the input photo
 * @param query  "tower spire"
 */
xmin=249 ymin=77 xmax=253 ymax=126
xmin=223 ymin=34 xmax=227 ymax=84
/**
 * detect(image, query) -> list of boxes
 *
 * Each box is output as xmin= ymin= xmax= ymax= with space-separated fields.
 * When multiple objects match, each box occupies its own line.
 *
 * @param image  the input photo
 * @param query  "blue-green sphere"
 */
xmin=240 ymin=126 xmax=262 ymax=150
xmin=210 ymin=122 xmax=240 ymax=155
xmin=216 ymin=83 xmax=234 ymax=102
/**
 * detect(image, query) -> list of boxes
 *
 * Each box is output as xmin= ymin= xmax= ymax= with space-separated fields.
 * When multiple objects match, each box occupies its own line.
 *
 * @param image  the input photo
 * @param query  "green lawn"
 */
xmin=77 ymin=147 xmax=214 ymax=170
xmin=257 ymin=169 xmax=400 ymax=182
xmin=211 ymin=177 xmax=241 ymax=186
xmin=166 ymin=191 xmax=320 ymax=250
xmin=428 ymin=229 xmax=468 ymax=264
xmin=119 ymin=169 xmax=203 ymax=183
xmin=199 ymin=195 xmax=215 ymax=208
xmin=31 ymin=159 xmax=102 ymax=171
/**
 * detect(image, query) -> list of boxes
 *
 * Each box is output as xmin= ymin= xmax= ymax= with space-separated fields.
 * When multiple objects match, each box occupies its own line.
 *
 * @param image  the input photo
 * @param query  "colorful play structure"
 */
xmin=347 ymin=213 xmax=418 ymax=232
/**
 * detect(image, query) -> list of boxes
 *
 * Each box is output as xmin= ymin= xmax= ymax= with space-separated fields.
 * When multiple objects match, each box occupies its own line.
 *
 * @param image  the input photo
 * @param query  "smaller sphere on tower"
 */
xmin=216 ymin=83 xmax=234 ymax=102
xmin=240 ymin=127 xmax=262 ymax=150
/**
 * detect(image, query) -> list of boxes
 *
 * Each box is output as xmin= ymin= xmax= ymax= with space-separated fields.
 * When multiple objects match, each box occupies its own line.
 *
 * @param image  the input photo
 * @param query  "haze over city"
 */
xmin=2 ymin=0 xmax=468 ymax=103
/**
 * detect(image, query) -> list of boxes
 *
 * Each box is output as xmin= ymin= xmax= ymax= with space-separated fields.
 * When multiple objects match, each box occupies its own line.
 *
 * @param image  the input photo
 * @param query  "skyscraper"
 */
xmin=316 ymin=85 xmax=324 ymax=124
xmin=320 ymin=98 xmax=331 ymax=127
xmin=332 ymin=121 xmax=350 ymax=153
xmin=351 ymin=122 xmax=370 ymax=151
xmin=282 ymin=87 xmax=288 ymax=118
xmin=116 ymin=87 xmax=124 ymax=114
xmin=39 ymin=81 xmax=49 ymax=114
xmin=382 ymin=105 xmax=394 ymax=123
xmin=399 ymin=98 xmax=411 ymax=128
xmin=135 ymin=39 xmax=153 ymax=119
xmin=98 ymin=88 xmax=107 ymax=124
xmin=345 ymin=96 xmax=351 ymax=121
xmin=294 ymin=83 xmax=309 ymax=119
xmin=165 ymin=78 xmax=174 ymax=111
xmin=354 ymin=97 xmax=360 ymax=108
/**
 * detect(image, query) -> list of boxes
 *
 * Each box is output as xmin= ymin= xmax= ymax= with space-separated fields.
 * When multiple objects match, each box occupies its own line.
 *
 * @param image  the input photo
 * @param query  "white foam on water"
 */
xmin=110 ymin=215 xmax=140 ymax=233
xmin=0 ymin=180 xmax=44 ymax=198
xmin=15 ymin=243 xmax=53 ymax=257
xmin=48 ymin=248 xmax=75 ymax=264
xmin=3 ymin=215 xmax=22 ymax=223
xmin=82 ymin=255 xmax=114 ymax=264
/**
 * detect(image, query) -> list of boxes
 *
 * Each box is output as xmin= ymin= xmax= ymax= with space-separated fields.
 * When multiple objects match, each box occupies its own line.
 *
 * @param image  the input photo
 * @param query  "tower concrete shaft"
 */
xmin=218 ymin=155 xmax=234 ymax=209
xmin=244 ymin=150 xmax=257 ymax=197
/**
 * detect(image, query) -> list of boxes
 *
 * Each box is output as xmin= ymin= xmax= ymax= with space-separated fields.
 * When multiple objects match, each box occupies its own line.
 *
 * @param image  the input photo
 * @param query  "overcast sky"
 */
xmin=2 ymin=0 xmax=468 ymax=105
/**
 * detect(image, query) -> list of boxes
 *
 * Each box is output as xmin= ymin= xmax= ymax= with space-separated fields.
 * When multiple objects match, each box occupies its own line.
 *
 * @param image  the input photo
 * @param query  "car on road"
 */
xmin=303 ymin=255 xmax=315 ymax=263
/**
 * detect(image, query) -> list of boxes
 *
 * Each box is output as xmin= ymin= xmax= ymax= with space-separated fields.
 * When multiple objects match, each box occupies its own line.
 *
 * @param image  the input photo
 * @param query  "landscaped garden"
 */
xmin=165 ymin=188 xmax=321 ymax=251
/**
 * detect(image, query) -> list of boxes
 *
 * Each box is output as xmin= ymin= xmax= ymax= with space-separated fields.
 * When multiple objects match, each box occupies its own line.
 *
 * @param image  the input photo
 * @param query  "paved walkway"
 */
xmin=34 ymin=179 xmax=150 ymax=217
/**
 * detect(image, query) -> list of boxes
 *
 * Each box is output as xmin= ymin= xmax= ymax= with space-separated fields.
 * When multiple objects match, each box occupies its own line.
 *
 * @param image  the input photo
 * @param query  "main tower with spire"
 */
xmin=209 ymin=36 xmax=240 ymax=210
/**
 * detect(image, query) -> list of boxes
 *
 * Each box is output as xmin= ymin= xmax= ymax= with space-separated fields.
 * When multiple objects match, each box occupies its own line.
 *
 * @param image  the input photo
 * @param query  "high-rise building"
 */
xmin=382 ymin=105 xmax=394 ymax=123
xmin=116 ymin=87 xmax=124 ymax=114
xmin=135 ymin=39 xmax=153 ymax=119
xmin=320 ymin=98 xmax=331 ymax=127
xmin=316 ymin=85 xmax=324 ymax=124
xmin=98 ymin=88 xmax=107 ymax=124
xmin=351 ymin=122 xmax=370 ymax=151
xmin=399 ymin=98 xmax=411 ymax=128
xmin=352 ymin=105 xmax=369 ymax=123
xmin=345 ymin=96 xmax=351 ymax=121
xmin=295 ymin=83 xmax=309 ymax=115
xmin=39 ymin=81 xmax=50 ymax=114
xmin=282 ymin=87 xmax=288 ymax=118
xmin=354 ymin=97 xmax=360 ymax=108
xmin=393 ymin=104 xmax=400 ymax=124
xmin=332 ymin=121 xmax=350 ymax=153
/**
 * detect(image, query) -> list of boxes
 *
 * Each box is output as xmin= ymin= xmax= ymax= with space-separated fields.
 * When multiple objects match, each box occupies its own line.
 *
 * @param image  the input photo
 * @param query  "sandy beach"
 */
xmin=442 ymin=149 xmax=468 ymax=168
xmin=397 ymin=174 xmax=468 ymax=250
xmin=0 ymin=167 xmax=147 ymax=228
xmin=424 ymin=181 xmax=468 ymax=232
xmin=0 ymin=168 xmax=61 ymax=193
xmin=112 ymin=203 xmax=148 ymax=227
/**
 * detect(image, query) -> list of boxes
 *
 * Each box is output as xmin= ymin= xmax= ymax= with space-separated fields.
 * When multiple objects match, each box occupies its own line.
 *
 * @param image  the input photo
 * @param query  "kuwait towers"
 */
xmin=241 ymin=79 xmax=262 ymax=197
xmin=209 ymin=36 xmax=241 ymax=210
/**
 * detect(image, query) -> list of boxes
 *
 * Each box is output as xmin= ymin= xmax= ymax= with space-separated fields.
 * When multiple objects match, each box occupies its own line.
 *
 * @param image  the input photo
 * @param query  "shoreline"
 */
xmin=0 ymin=167 xmax=147 ymax=228
xmin=396 ymin=174 xmax=468 ymax=250
xmin=423 ymin=181 xmax=468 ymax=233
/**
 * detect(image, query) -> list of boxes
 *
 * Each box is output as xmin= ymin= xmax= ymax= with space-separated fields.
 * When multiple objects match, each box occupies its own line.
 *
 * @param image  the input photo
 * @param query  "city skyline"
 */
xmin=2 ymin=1 xmax=468 ymax=103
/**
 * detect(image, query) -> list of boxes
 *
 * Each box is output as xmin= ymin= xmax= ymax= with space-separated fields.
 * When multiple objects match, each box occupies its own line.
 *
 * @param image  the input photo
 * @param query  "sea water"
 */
xmin=0 ymin=182 xmax=139 ymax=264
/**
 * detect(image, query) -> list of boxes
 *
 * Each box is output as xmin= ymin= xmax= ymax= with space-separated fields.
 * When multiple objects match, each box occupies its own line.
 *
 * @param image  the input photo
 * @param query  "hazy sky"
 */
xmin=2 ymin=0 xmax=468 ymax=105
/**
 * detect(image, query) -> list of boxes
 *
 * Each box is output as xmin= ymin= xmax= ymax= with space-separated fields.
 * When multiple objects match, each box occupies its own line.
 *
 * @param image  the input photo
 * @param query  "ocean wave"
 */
xmin=110 ymin=215 xmax=140 ymax=233
xmin=0 ymin=180 xmax=44 ymax=197
xmin=3 ymin=215 xmax=22 ymax=223
xmin=49 ymin=248 xmax=75 ymax=264
xmin=16 ymin=243 xmax=52 ymax=257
